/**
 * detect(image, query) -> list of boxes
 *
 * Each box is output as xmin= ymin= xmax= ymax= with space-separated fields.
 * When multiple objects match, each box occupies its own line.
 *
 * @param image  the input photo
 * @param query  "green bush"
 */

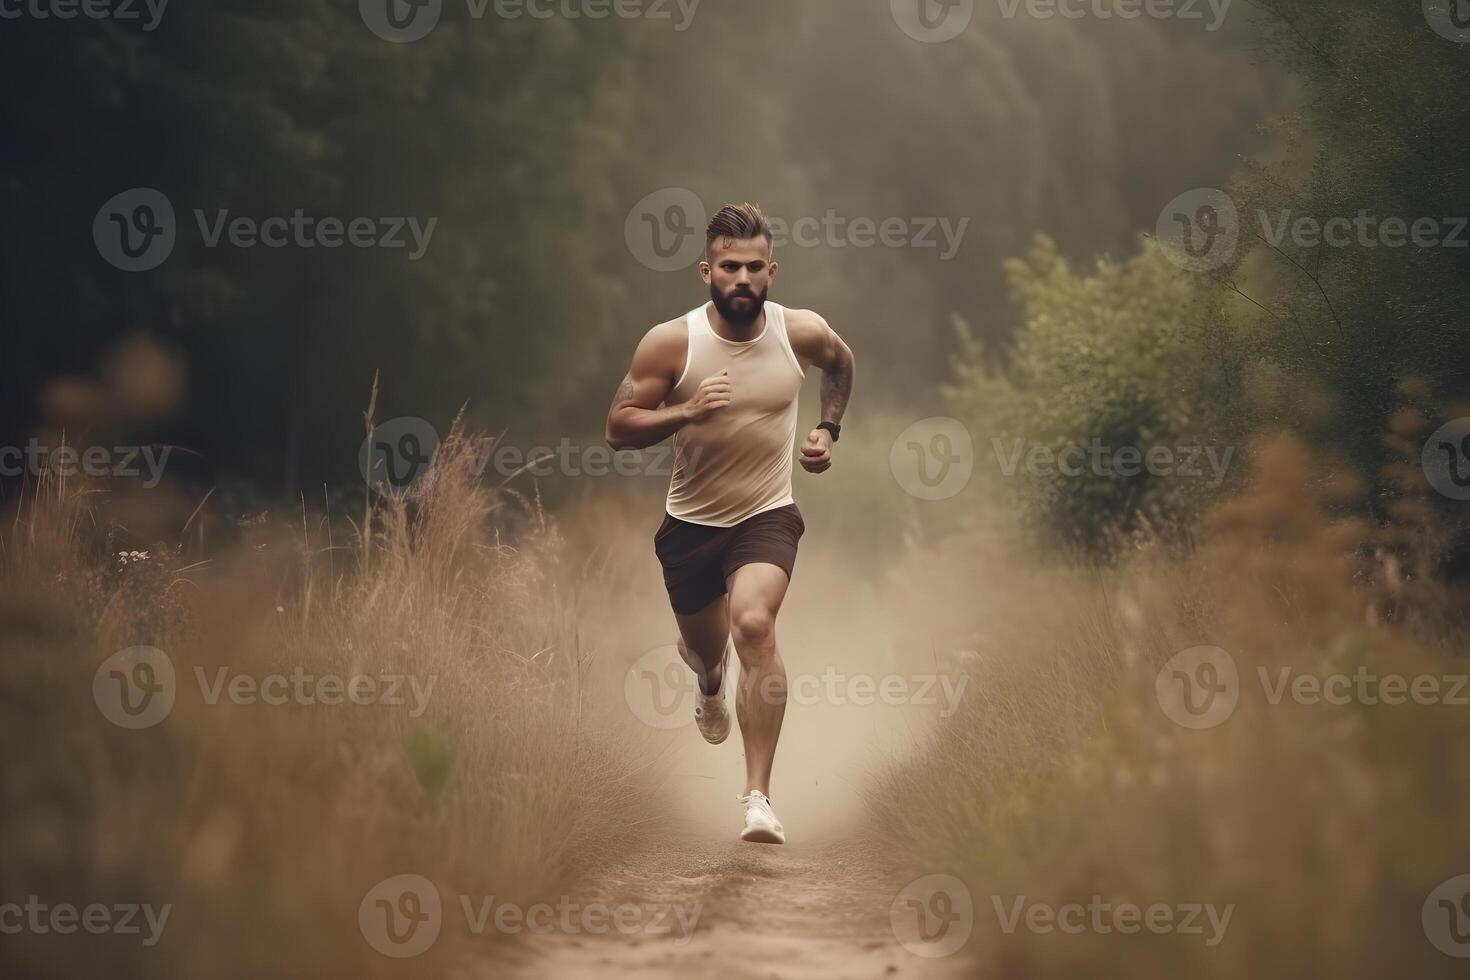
xmin=944 ymin=235 xmax=1242 ymax=554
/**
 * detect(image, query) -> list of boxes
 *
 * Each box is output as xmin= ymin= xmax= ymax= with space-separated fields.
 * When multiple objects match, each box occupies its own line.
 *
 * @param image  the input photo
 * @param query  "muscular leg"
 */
xmin=673 ymin=595 xmax=729 ymax=696
xmin=725 ymin=562 xmax=791 ymax=797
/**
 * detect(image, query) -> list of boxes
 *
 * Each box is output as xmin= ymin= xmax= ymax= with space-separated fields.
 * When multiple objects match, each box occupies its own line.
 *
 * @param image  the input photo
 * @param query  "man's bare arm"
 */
xmin=788 ymin=309 xmax=855 ymax=422
xmin=786 ymin=309 xmax=854 ymax=474
xmin=605 ymin=322 xmax=732 ymax=451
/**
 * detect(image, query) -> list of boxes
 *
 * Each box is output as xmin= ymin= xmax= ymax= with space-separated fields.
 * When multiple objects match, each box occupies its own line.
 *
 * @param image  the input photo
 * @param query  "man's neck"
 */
xmin=706 ymin=301 xmax=765 ymax=342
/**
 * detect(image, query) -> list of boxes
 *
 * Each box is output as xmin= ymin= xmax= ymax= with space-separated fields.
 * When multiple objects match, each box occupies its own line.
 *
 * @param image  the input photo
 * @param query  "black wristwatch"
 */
xmin=816 ymin=420 xmax=841 ymax=442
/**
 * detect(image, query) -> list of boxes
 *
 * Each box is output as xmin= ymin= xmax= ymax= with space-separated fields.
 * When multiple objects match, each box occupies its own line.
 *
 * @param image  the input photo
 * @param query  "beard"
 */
xmin=710 ymin=283 xmax=767 ymax=327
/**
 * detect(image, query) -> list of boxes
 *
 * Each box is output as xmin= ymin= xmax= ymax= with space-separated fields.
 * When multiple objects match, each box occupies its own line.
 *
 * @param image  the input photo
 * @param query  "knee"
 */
xmin=730 ymin=607 xmax=775 ymax=651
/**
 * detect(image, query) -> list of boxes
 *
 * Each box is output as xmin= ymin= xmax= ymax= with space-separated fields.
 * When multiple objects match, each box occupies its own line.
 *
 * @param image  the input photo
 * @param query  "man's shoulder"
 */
xmin=642 ymin=313 xmax=691 ymax=352
xmin=647 ymin=312 xmax=692 ymax=339
xmin=632 ymin=312 xmax=692 ymax=375
xmin=779 ymin=306 xmax=830 ymax=345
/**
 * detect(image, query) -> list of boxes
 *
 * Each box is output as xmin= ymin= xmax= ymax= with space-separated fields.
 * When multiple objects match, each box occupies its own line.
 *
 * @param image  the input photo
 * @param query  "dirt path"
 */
xmin=490 ymin=827 xmax=974 ymax=979
xmin=476 ymin=549 xmax=982 ymax=977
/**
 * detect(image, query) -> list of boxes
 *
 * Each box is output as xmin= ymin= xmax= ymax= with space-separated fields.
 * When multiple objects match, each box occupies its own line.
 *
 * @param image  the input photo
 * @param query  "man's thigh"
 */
xmin=725 ymin=562 xmax=792 ymax=628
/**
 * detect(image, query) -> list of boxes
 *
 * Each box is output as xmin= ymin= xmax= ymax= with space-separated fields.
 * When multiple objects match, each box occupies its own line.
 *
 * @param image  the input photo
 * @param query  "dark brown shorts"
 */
xmin=653 ymin=503 xmax=805 ymax=615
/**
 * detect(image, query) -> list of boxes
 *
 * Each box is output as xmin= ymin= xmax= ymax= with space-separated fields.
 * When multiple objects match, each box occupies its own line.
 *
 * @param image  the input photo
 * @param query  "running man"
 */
xmin=606 ymin=202 xmax=855 ymax=844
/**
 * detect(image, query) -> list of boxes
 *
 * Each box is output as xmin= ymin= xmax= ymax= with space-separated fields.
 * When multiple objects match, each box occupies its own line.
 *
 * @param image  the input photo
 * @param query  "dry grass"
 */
xmin=868 ymin=427 xmax=1470 ymax=978
xmin=0 ymin=426 xmax=655 ymax=979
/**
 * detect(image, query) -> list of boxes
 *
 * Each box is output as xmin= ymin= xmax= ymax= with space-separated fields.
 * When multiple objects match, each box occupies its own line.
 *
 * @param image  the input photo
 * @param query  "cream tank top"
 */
xmin=663 ymin=301 xmax=806 ymax=527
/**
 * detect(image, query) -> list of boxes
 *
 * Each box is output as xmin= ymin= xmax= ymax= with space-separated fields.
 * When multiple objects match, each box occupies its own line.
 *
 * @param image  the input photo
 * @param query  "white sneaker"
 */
xmin=681 ymin=638 xmax=731 ymax=745
xmin=737 ymin=790 xmax=786 ymax=844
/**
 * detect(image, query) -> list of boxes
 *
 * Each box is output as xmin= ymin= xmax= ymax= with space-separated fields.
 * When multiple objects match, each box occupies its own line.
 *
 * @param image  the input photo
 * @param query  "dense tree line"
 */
xmin=2 ymin=0 xmax=1288 ymax=494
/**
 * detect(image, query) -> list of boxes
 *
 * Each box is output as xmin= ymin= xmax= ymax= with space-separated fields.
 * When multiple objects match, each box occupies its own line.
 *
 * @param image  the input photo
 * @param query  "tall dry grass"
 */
xmin=869 ymin=411 xmax=1470 ymax=978
xmin=0 ymin=425 xmax=654 ymax=979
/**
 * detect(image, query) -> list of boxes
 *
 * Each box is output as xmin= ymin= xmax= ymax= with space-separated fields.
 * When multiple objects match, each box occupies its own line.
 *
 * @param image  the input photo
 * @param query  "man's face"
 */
xmin=701 ymin=235 xmax=776 ymax=326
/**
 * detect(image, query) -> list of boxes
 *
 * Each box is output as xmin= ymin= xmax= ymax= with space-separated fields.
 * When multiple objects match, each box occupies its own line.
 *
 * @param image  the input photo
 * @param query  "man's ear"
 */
xmin=698 ymin=260 xmax=711 ymax=284
xmin=768 ymin=260 xmax=778 ymax=282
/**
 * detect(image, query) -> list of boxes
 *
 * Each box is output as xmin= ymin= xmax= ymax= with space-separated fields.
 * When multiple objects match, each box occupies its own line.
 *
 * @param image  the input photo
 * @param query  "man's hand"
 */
xmin=683 ymin=370 xmax=732 ymax=423
xmin=799 ymin=428 xmax=833 ymax=473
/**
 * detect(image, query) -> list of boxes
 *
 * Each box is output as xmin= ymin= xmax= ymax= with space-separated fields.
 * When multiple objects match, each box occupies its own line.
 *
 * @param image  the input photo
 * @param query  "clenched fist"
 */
xmin=682 ymin=370 xmax=732 ymax=423
xmin=799 ymin=428 xmax=833 ymax=473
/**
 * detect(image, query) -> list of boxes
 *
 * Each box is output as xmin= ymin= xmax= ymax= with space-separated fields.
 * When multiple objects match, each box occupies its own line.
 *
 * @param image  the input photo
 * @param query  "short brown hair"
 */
xmin=705 ymin=202 xmax=773 ymax=254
